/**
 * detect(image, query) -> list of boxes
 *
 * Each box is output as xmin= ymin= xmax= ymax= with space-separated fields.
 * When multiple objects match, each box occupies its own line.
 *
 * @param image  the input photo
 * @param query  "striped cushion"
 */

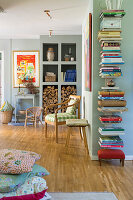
xmin=45 ymin=113 xmax=77 ymax=122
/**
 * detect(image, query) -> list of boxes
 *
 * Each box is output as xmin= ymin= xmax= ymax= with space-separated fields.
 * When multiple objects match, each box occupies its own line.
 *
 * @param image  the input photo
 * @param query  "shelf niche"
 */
xmin=42 ymin=85 xmax=58 ymax=118
xmin=61 ymin=64 xmax=76 ymax=82
xmin=43 ymin=43 xmax=58 ymax=61
xmin=61 ymin=85 xmax=77 ymax=112
xmin=43 ymin=64 xmax=58 ymax=82
xmin=61 ymin=43 xmax=76 ymax=61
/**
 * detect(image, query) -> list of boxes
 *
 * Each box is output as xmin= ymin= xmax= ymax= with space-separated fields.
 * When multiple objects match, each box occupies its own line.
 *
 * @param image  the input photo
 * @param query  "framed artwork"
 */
xmin=13 ymin=51 xmax=40 ymax=87
xmin=84 ymin=13 xmax=92 ymax=91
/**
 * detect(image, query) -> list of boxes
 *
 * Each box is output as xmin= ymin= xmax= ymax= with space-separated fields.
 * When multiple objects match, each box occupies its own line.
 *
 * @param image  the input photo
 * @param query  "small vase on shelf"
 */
xmin=47 ymin=48 xmax=55 ymax=61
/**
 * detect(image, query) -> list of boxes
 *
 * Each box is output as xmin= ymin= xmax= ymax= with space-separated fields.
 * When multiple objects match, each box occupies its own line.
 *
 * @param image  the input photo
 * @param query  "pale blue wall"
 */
xmin=91 ymin=0 xmax=133 ymax=157
xmin=0 ymin=40 xmax=11 ymax=103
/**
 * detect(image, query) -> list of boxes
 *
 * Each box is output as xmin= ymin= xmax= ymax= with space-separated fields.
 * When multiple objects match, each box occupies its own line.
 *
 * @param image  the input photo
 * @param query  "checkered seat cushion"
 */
xmin=45 ymin=113 xmax=77 ymax=122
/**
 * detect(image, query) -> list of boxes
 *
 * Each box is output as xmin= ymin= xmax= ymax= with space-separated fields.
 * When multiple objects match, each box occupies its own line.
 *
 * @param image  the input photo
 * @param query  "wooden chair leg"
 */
xmin=35 ymin=118 xmax=37 ymax=128
xmin=25 ymin=118 xmax=27 ymax=127
xmin=121 ymin=159 xmax=124 ymax=167
xmin=99 ymin=159 xmax=101 ymax=166
xmin=82 ymin=127 xmax=89 ymax=154
xmin=45 ymin=122 xmax=47 ymax=137
xmin=79 ymin=127 xmax=83 ymax=140
xmin=65 ymin=127 xmax=71 ymax=147
xmin=55 ymin=123 xmax=58 ymax=143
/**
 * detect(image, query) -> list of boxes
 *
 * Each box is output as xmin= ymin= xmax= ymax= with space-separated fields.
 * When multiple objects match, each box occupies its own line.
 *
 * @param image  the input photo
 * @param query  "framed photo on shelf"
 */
xmin=84 ymin=13 xmax=92 ymax=92
xmin=13 ymin=51 xmax=40 ymax=87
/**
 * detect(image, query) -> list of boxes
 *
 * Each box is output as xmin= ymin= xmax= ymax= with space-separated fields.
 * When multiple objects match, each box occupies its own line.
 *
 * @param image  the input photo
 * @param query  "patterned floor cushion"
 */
xmin=45 ymin=113 xmax=77 ymax=122
xmin=0 ymin=176 xmax=47 ymax=199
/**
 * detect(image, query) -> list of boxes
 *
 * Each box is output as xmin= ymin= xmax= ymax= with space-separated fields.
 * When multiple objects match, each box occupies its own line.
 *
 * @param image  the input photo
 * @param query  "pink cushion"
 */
xmin=1 ymin=189 xmax=47 ymax=200
xmin=98 ymin=149 xmax=125 ymax=159
xmin=0 ymin=149 xmax=40 ymax=174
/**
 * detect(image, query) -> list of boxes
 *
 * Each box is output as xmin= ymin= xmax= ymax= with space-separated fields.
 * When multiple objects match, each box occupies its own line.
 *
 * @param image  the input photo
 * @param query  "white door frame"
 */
xmin=0 ymin=51 xmax=4 ymax=105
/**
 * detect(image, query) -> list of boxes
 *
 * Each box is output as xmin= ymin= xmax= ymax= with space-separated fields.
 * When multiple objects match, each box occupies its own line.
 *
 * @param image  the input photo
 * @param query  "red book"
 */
xmin=100 ymin=145 xmax=124 ymax=148
xmin=102 ymin=54 xmax=120 ymax=56
xmin=100 ymin=118 xmax=122 ymax=121
xmin=101 ymin=94 xmax=124 ymax=97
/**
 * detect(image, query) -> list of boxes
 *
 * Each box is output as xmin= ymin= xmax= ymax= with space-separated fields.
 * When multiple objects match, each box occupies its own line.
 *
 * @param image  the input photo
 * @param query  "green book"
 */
xmin=100 ymin=12 xmax=126 ymax=18
xmin=100 ymin=136 xmax=122 ymax=142
xmin=102 ymin=128 xmax=124 ymax=131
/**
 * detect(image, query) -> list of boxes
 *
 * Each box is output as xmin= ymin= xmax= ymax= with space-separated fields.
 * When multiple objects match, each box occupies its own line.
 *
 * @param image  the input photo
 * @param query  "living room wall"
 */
xmin=11 ymin=39 xmax=40 ymax=107
xmin=83 ymin=0 xmax=133 ymax=159
xmin=0 ymin=39 xmax=40 ymax=107
xmin=0 ymin=40 xmax=11 ymax=103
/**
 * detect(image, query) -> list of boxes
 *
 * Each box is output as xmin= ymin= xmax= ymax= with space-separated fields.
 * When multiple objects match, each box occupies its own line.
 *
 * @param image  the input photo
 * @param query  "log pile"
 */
xmin=61 ymin=85 xmax=77 ymax=112
xmin=43 ymin=86 xmax=58 ymax=117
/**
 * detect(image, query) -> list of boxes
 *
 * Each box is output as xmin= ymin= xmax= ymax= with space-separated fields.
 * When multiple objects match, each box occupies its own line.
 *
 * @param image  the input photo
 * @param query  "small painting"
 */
xmin=13 ymin=51 xmax=40 ymax=87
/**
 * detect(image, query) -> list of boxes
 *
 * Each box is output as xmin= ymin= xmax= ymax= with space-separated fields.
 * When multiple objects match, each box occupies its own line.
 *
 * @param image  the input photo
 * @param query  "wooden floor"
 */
xmin=0 ymin=124 xmax=133 ymax=200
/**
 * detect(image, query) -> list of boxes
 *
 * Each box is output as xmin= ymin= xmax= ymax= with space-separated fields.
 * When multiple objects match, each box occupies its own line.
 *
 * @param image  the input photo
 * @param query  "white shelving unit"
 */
xmin=40 ymin=35 xmax=82 ymax=118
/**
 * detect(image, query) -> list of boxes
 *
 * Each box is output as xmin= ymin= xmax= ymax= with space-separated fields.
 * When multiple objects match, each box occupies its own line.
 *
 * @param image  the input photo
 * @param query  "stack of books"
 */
xmin=99 ymin=136 xmax=124 ymax=148
xmin=98 ymin=127 xmax=125 ymax=136
xmin=99 ymin=67 xmax=122 ymax=78
xmin=64 ymin=70 xmax=76 ymax=82
xmin=98 ymin=90 xmax=125 ymax=100
xmin=97 ymin=9 xmax=127 ymax=151
xmin=99 ymin=115 xmax=122 ymax=123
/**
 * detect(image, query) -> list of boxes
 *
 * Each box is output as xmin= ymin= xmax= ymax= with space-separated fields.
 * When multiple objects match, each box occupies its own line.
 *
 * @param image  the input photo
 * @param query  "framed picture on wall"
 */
xmin=84 ymin=13 xmax=92 ymax=91
xmin=13 ymin=51 xmax=40 ymax=87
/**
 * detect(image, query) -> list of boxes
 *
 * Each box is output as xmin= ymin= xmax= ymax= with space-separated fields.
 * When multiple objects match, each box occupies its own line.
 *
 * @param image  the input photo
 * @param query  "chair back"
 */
xmin=68 ymin=95 xmax=81 ymax=118
xmin=27 ymin=107 xmax=43 ymax=117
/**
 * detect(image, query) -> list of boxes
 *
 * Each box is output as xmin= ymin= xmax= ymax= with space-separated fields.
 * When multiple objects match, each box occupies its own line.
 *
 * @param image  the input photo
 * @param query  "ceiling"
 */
xmin=0 ymin=0 xmax=89 ymax=39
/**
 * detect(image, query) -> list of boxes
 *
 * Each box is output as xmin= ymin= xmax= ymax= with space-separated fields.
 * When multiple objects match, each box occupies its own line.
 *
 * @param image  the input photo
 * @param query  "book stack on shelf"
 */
xmin=99 ymin=136 xmax=124 ymax=148
xmin=97 ymin=9 xmax=128 ymax=151
xmin=61 ymin=70 xmax=76 ymax=82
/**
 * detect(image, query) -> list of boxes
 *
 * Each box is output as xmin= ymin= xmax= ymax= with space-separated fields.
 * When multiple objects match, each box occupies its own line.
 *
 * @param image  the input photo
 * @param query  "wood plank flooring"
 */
xmin=0 ymin=124 xmax=133 ymax=200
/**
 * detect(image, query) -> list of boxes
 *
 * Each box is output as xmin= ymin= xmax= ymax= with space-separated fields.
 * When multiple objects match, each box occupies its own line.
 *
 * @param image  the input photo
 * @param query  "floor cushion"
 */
xmin=0 ymin=164 xmax=49 ymax=193
xmin=0 ymin=176 xmax=47 ymax=199
xmin=0 ymin=149 xmax=40 ymax=174
xmin=45 ymin=113 xmax=77 ymax=122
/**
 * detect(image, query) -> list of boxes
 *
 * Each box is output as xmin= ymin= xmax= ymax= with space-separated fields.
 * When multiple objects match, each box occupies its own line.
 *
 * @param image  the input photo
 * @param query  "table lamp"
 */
xmin=17 ymin=78 xmax=22 ymax=94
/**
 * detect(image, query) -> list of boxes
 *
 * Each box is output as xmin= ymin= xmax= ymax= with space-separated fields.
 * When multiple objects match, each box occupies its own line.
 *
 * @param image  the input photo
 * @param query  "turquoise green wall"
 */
xmin=91 ymin=0 xmax=133 ymax=158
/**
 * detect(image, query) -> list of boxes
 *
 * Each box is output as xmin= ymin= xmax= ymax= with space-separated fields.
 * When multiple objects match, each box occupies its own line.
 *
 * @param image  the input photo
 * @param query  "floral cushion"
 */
xmin=0 ymin=149 xmax=40 ymax=174
xmin=66 ymin=99 xmax=77 ymax=115
xmin=45 ymin=113 xmax=77 ymax=122
xmin=0 ymin=164 xmax=49 ymax=193
xmin=0 ymin=176 xmax=47 ymax=199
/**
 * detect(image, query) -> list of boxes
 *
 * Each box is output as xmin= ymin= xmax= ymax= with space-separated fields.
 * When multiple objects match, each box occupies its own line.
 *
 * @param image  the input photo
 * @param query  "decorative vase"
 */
xmin=107 ymin=79 xmax=115 ymax=87
xmin=47 ymin=48 xmax=55 ymax=61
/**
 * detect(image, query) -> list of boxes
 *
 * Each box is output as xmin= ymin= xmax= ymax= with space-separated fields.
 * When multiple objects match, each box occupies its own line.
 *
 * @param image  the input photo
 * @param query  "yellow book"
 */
xmin=98 ymin=31 xmax=121 ymax=35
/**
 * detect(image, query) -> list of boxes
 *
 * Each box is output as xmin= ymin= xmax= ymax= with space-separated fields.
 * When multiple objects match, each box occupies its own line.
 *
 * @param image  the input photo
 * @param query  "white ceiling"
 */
xmin=0 ymin=0 xmax=89 ymax=39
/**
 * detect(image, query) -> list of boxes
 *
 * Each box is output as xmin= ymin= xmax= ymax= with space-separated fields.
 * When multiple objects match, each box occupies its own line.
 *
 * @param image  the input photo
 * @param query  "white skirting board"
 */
xmin=90 ymin=155 xmax=133 ymax=161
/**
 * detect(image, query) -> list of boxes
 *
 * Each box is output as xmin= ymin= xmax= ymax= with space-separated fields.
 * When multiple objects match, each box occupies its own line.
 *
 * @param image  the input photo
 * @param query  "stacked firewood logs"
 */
xmin=61 ymin=86 xmax=77 ymax=112
xmin=43 ymin=86 xmax=58 ymax=117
